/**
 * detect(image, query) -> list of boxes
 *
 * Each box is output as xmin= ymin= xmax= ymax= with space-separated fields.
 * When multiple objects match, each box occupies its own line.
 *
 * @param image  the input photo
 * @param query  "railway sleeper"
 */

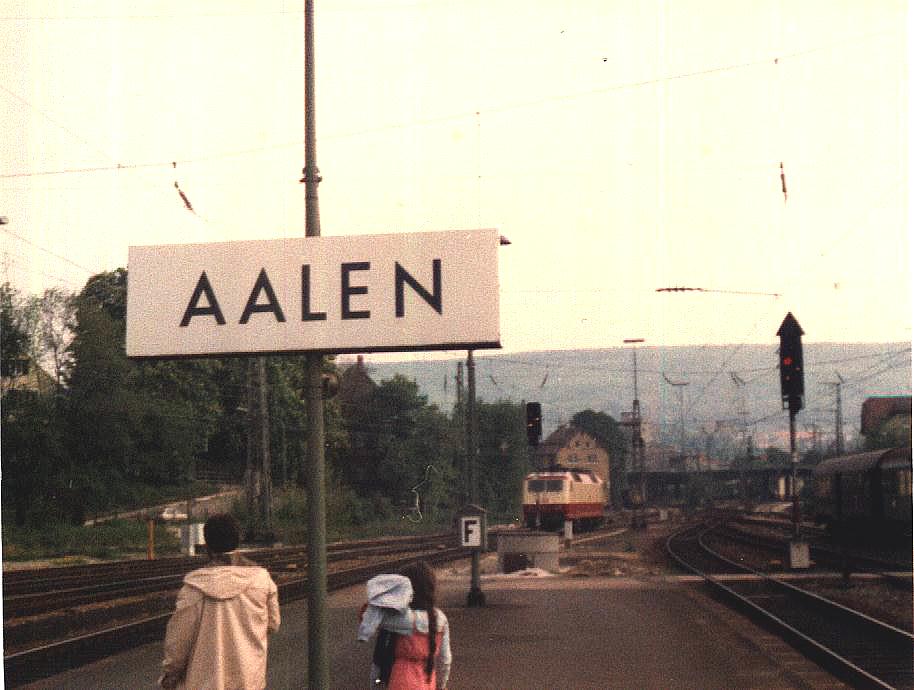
xmin=3 ymin=592 xmax=177 ymax=654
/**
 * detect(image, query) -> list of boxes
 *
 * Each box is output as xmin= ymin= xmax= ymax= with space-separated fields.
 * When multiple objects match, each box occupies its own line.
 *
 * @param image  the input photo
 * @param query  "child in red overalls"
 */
xmin=359 ymin=562 xmax=451 ymax=689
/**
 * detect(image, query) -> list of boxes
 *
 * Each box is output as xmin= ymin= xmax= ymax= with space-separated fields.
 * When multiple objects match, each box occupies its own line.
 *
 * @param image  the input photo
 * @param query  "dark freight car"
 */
xmin=811 ymin=446 xmax=912 ymax=542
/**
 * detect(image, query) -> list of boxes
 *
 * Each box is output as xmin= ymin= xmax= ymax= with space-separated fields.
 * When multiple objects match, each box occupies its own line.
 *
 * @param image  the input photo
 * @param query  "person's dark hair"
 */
xmin=400 ymin=561 xmax=438 ymax=680
xmin=204 ymin=514 xmax=240 ymax=554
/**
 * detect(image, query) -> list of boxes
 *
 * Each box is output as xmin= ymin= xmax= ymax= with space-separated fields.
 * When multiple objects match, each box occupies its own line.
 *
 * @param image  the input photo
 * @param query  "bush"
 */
xmin=2 ymin=517 xmax=180 ymax=562
xmin=238 ymin=484 xmax=451 ymax=546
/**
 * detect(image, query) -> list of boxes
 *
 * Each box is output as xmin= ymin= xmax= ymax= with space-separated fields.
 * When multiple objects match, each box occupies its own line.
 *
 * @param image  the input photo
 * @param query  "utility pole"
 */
xmin=257 ymin=358 xmax=272 ymax=534
xmin=731 ymin=373 xmax=751 ymax=507
xmin=730 ymin=373 xmax=750 ymax=453
xmin=245 ymin=359 xmax=257 ymax=517
xmin=456 ymin=360 xmax=465 ymax=502
xmin=456 ymin=360 xmax=464 ymax=408
xmin=827 ymin=373 xmax=845 ymax=456
xmin=303 ymin=1 xmax=328 ymax=686
xmin=662 ymin=374 xmax=689 ymax=459
xmin=623 ymin=339 xmax=646 ymax=528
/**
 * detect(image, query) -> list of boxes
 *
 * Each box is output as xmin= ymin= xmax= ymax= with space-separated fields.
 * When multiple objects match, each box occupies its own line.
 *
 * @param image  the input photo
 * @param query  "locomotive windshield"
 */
xmin=527 ymin=479 xmax=564 ymax=492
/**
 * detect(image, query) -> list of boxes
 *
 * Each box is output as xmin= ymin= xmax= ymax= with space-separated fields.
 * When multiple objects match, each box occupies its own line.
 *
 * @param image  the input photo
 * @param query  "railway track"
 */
xmin=3 ymin=533 xmax=463 ymax=687
xmin=719 ymin=518 xmax=913 ymax=597
xmin=730 ymin=513 xmax=912 ymax=573
xmin=667 ymin=521 xmax=914 ymax=690
xmin=3 ymin=533 xmax=453 ymax=618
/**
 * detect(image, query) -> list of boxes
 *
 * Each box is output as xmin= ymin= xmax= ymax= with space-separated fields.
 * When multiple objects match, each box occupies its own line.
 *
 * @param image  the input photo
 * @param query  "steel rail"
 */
xmin=666 ymin=522 xmax=913 ymax=690
xmin=3 ymin=532 xmax=452 ymax=593
xmin=4 ymin=533 xmax=455 ymax=618
xmin=3 ymin=544 xmax=465 ymax=687
xmin=719 ymin=519 xmax=913 ymax=590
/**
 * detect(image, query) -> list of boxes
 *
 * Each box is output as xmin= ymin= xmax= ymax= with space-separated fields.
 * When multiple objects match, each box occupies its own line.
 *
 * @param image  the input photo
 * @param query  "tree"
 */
xmin=1 ymin=283 xmax=27 ymax=354
xmin=370 ymin=375 xmax=437 ymax=501
xmin=572 ymin=409 xmax=628 ymax=508
xmin=65 ymin=289 xmax=136 ymax=512
xmin=1 ymin=282 xmax=33 ymax=393
xmin=1 ymin=283 xmax=74 ymax=392
xmin=333 ymin=373 xmax=458 ymax=520
xmin=65 ymin=269 xmax=222 ymax=511
xmin=1 ymin=283 xmax=73 ymax=524
xmin=1 ymin=388 xmax=69 ymax=525
xmin=476 ymin=400 xmax=528 ymax=517
xmin=33 ymin=287 xmax=75 ymax=390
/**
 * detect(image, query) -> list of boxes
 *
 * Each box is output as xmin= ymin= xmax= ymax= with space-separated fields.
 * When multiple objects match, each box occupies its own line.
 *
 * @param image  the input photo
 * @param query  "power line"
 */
xmin=2 ymin=227 xmax=95 ymax=274
xmin=0 ymin=8 xmax=306 ymax=21
xmin=1 ymin=26 xmax=899 ymax=179
xmin=1 ymin=253 xmax=84 ymax=287
xmin=0 ymin=84 xmax=114 ymax=163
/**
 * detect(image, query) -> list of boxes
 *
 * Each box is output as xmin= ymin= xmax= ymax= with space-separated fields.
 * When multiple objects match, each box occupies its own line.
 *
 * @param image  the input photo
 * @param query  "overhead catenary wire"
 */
xmin=0 ymin=26 xmax=899 ymax=180
xmin=1 ymin=227 xmax=95 ymax=275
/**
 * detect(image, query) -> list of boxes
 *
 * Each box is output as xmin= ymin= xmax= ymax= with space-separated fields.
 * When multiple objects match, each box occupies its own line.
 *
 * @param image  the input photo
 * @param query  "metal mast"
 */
xmin=623 ymin=339 xmax=646 ymax=528
xmin=303 ymin=1 xmax=328 ymax=686
xmin=662 ymin=374 xmax=689 ymax=458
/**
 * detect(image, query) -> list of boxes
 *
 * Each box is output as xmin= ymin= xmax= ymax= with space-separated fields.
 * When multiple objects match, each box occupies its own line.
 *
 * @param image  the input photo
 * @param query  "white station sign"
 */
xmin=459 ymin=516 xmax=483 ymax=548
xmin=126 ymin=228 xmax=501 ymax=358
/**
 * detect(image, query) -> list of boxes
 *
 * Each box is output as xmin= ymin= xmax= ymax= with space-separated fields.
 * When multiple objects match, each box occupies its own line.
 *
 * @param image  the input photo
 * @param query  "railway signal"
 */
xmin=525 ymin=402 xmax=542 ymax=446
xmin=777 ymin=312 xmax=805 ymax=413
xmin=776 ymin=312 xmax=809 ymax=566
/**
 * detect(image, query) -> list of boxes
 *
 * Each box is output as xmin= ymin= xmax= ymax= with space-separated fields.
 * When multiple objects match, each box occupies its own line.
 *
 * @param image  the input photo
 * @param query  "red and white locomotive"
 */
xmin=522 ymin=468 xmax=606 ymax=530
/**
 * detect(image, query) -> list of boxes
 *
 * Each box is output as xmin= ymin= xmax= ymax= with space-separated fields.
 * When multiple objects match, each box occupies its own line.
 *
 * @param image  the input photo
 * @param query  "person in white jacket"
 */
xmin=159 ymin=514 xmax=280 ymax=690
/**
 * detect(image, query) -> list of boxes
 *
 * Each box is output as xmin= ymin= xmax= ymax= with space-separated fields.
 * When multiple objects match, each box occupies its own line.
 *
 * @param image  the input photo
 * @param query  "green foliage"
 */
xmin=1 ymin=389 xmax=70 ymax=525
xmin=64 ymin=271 xmax=224 ymax=504
xmin=476 ymin=400 xmax=528 ymax=516
xmin=337 ymin=374 xmax=453 ymax=511
xmin=2 ymin=518 xmax=180 ymax=561
xmin=239 ymin=482 xmax=437 ymax=545
xmin=1 ymin=282 xmax=30 ymax=374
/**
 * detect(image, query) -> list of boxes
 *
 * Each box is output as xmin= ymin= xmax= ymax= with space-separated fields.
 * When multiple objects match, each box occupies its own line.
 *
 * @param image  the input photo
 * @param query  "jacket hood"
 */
xmin=365 ymin=574 xmax=413 ymax=610
xmin=183 ymin=564 xmax=270 ymax=600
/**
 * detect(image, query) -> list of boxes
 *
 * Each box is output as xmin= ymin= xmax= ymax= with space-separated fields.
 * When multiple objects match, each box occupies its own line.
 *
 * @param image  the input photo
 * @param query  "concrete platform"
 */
xmin=19 ymin=566 xmax=848 ymax=689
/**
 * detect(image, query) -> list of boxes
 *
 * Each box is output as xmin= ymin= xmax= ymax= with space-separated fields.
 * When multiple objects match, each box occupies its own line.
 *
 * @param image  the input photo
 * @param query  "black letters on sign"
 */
xmin=301 ymin=265 xmax=327 ymax=321
xmin=239 ymin=268 xmax=286 ymax=324
xmin=395 ymin=259 xmax=441 ymax=317
xmin=180 ymin=271 xmax=226 ymax=326
xmin=341 ymin=262 xmax=370 ymax=319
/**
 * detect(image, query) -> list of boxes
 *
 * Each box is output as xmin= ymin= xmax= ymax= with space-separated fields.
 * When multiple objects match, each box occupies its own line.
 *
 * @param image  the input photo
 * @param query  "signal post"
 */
xmin=777 ymin=313 xmax=810 ymax=569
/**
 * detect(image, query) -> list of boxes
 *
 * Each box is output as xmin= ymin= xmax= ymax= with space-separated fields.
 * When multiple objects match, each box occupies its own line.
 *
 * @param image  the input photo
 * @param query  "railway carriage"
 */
xmin=522 ymin=468 xmax=606 ymax=530
xmin=810 ymin=446 xmax=912 ymax=541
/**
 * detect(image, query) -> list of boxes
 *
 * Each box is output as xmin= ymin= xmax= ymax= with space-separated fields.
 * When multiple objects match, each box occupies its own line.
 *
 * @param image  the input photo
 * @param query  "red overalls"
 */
xmin=387 ymin=615 xmax=443 ymax=690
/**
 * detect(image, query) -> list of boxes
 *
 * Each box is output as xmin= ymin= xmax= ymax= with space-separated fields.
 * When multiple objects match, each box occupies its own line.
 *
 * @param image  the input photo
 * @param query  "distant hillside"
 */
xmin=355 ymin=343 xmax=911 ymax=455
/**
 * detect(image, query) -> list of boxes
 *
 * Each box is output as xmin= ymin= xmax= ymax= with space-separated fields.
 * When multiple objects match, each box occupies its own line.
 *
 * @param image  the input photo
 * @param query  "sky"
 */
xmin=1 ymin=0 xmax=910 ymax=357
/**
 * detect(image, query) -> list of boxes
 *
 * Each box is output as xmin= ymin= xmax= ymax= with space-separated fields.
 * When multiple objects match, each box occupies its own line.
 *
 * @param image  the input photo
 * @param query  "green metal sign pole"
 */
xmin=304 ymin=1 xmax=328 ymax=686
xmin=466 ymin=350 xmax=486 ymax=606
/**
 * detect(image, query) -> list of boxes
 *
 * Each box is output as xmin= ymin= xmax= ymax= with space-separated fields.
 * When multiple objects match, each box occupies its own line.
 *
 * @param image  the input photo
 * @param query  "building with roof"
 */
xmin=533 ymin=424 xmax=611 ymax=501
xmin=1 ymin=356 xmax=55 ymax=396
xmin=860 ymin=396 xmax=912 ymax=437
xmin=337 ymin=355 xmax=377 ymax=416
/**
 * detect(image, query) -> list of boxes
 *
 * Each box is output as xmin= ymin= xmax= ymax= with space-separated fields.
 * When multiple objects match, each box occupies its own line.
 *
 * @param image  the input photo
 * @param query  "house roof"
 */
xmin=338 ymin=355 xmax=377 ymax=408
xmin=534 ymin=424 xmax=598 ymax=463
xmin=1 ymin=356 xmax=55 ymax=396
